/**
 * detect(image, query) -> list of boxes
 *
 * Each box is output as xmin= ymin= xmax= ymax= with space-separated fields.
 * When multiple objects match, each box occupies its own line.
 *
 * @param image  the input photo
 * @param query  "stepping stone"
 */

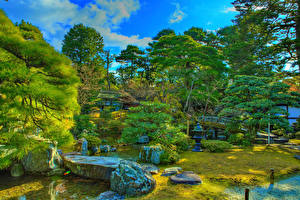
xmin=294 ymin=155 xmax=300 ymax=160
xmin=170 ymin=171 xmax=202 ymax=185
xmin=140 ymin=163 xmax=159 ymax=174
xmin=96 ymin=191 xmax=124 ymax=200
xmin=161 ymin=167 xmax=182 ymax=176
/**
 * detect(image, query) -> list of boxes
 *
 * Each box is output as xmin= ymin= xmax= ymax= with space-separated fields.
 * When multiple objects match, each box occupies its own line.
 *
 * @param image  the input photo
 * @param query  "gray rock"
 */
xmin=141 ymin=163 xmax=159 ymax=174
xmin=99 ymin=145 xmax=116 ymax=153
xmin=100 ymin=145 xmax=111 ymax=153
xmin=110 ymin=160 xmax=156 ymax=197
xmin=161 ymin=167 xmax=182 ymax=176
xmin=22 ymin=142 xmax=63 ymax=173
xmin=294 ymin=155 xmax=300 ymax=160
xmin=62 ymin=155 xmax=122 ymax=180
xmin=170 ymin=171 xmax=202 ymax=185
xmin=139 ymin=145 xmax=164 ymax=164
xmin=96 ymin=191 xmax=124 ymax=200
xmin=111 ymin=147 xmax=117 ymax=152
xmin=138 ymin=136 xmax=149 ymax=144
xmin=46 ymin=168 xmax=66 ymax=176
xmin=10 ymin=163 xmax=24 ymax=177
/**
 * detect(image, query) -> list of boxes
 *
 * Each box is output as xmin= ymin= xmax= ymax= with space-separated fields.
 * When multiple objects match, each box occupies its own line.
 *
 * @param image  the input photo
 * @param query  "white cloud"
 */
xmin=222 ymin=6 xmax=237 ymax=13
xmin=0 ymin=0 xmax=151 ymax=50
xmin=169 ymin=3 xmax=186 ymax=24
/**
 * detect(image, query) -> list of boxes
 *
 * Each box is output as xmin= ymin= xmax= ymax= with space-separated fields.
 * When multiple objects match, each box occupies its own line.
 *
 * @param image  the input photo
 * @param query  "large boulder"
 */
xmin=110 ymin=160 xmax=156 ymax=197
xmin=139 ymin=145 xmax=164 ymax=164
xmin=62 ymin=155 xmax=122 ymax=180
xmin=22 ymin=142 xmax=63 ymax=173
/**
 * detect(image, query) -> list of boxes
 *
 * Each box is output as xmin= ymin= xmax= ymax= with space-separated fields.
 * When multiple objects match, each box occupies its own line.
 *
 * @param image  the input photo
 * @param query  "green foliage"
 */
xmin=150 ymin=34 xmax=226 ymax=116
xmin=160 ymin=149 xmax=180 ymax=164
xmin=232 ymin=0 xmax=299 ymax=72
xmin=295 ymin=131 xmax=300 ymax=139
xmin=0 ymin=11 xmax=79 ymax=169
xmin=220 ymin=75 xmax=300 ymax=139
xmin=62 ymin=23 xmax=104 ymax=66
xmin=152 ymin=28 xmax=175 ymax=40
xmin=81 ymin=133 xmax=101 ymax=147
xmin=17 ymin=20 xmax=44 ymax=41
xmin=171 ymin=132 xmax=193 ymax=152
xmin=122 ymin=101 xmax=190 ymax=163
xmin=272 ymin=128 xmax=286 ymax=137
xmin=122 ymin=101 xmax=173 ymax=143
xmin=116 ymin=45 xmax=155 ymax=83
xmin=228 ymin=133 xmax=244 ymax=145
xmin=62 ymin=24 xmax=106 ymax=112
xmin=72 ymin=115 xmax=97 ymax=138
xmin=200 ymin=121 xmax=226 ymax=130
xmin=202 ymin=140 xmax=232 ymax=152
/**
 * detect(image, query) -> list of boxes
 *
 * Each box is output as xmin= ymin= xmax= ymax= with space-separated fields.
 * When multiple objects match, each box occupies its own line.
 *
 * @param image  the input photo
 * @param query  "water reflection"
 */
xmin=0 ymin=174 xmax=109 ymax=200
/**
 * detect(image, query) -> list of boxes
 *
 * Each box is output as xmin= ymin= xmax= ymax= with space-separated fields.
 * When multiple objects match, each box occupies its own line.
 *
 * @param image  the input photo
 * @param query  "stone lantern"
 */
xmin=192 ymin=122 xmax=203 ymax=152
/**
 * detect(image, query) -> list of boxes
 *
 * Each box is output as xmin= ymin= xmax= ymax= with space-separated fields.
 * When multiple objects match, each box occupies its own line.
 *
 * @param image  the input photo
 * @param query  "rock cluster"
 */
xmin=110 ymin=160 xmax=156 ymax=197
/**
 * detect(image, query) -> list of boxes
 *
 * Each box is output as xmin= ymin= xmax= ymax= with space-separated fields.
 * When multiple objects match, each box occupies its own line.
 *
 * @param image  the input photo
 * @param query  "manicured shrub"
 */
xmin=81 ymin=134 xmax=102 ymax=147
xmin=228 ymin=133 xmax=244 ymax=145
xmin=171 ymin=132 xmax=193 ymax=152
xmin=295 ymin=131 xmax=300 ymax=139
xmin=121 ymin=101 xmax=189 ymax=163
xmin=202 ymin=140 xmax=232 ymax=152
xmin=72 ymin=115 xmax=97 ymax=138
xmin=160 ymin=149 xmax=180 ymax=164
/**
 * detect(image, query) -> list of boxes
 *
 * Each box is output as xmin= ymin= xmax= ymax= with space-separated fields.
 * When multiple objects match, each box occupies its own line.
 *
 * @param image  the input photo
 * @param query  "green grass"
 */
xmin=130 ymin=145 xmax=300 ymax=200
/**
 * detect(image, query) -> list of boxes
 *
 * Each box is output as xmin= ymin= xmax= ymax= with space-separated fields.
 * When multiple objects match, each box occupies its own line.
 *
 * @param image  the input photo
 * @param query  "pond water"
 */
xmin=0 ymin=173 xmax=109 ymax=200
xmin=0 ymin=145 xmax=141 ymax=200
xmin=225 ymin=174 xmax=300 ymax=200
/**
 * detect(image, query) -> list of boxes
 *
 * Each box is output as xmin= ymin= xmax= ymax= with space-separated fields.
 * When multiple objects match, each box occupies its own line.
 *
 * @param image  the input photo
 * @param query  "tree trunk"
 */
xmin=296 ymin=0 xmax=300 ymax=72
xmin=105 ymin=50 xmax=111 ymax=90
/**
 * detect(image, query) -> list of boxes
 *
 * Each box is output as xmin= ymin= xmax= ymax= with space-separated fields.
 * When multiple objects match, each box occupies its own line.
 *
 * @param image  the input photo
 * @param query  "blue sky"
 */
xmin=0 ymin=0 xmax=237 ymax=70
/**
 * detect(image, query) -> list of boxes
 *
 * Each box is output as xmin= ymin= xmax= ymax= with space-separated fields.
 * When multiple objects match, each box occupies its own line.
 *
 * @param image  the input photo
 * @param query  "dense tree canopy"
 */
xmin=0 ymin=10 xmax=79 ymax=168
xmin=62 ymin=24 xmax=106 ymax=113
xmin=232 ymin=0 xmax=300 ymax=73
xmin=220 ymin=75 xmax=300 ymax=138
xmin=62 ymin=23 xmax=104 ymax=67
xmin=151 ymin=34 xmax=226 ymax=115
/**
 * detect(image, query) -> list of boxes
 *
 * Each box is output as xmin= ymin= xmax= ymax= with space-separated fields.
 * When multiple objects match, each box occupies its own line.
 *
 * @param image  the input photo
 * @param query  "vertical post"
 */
xmin=187 ymin=119 xmax=190 ymax=135
xmin=245 ymin=188 xmax=249 ymax=200
xmin=268 ymin=113 xmax=271 ymax=145
xmin=270 ymin=168 xmax=274 ymax=184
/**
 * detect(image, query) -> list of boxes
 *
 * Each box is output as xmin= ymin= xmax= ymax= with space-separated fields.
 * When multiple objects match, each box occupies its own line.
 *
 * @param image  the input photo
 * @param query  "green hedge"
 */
xmin=202 ymin=140 xmax=232 ymax=152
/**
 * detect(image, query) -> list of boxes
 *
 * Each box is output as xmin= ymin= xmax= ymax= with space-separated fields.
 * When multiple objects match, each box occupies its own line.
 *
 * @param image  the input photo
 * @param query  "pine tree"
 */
xmin=0 ymin=10 xmax=80 ymax=169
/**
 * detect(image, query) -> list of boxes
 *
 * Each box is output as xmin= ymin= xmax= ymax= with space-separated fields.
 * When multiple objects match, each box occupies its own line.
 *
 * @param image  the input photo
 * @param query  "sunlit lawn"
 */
xmin=130 ymin=145 xmax=300 ymax=200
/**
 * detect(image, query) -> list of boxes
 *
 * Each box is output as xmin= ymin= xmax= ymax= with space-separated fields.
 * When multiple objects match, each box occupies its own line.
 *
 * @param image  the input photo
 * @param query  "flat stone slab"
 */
xmin=141 ymin=163 xmax=159 ymax=174
xmin=170 ymin=171 xmax=202 ymax=185
xmin=62 ymin=155 xmax=122 ymax=180
xmin=161 ymin=167 xmax=182 ymax=176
